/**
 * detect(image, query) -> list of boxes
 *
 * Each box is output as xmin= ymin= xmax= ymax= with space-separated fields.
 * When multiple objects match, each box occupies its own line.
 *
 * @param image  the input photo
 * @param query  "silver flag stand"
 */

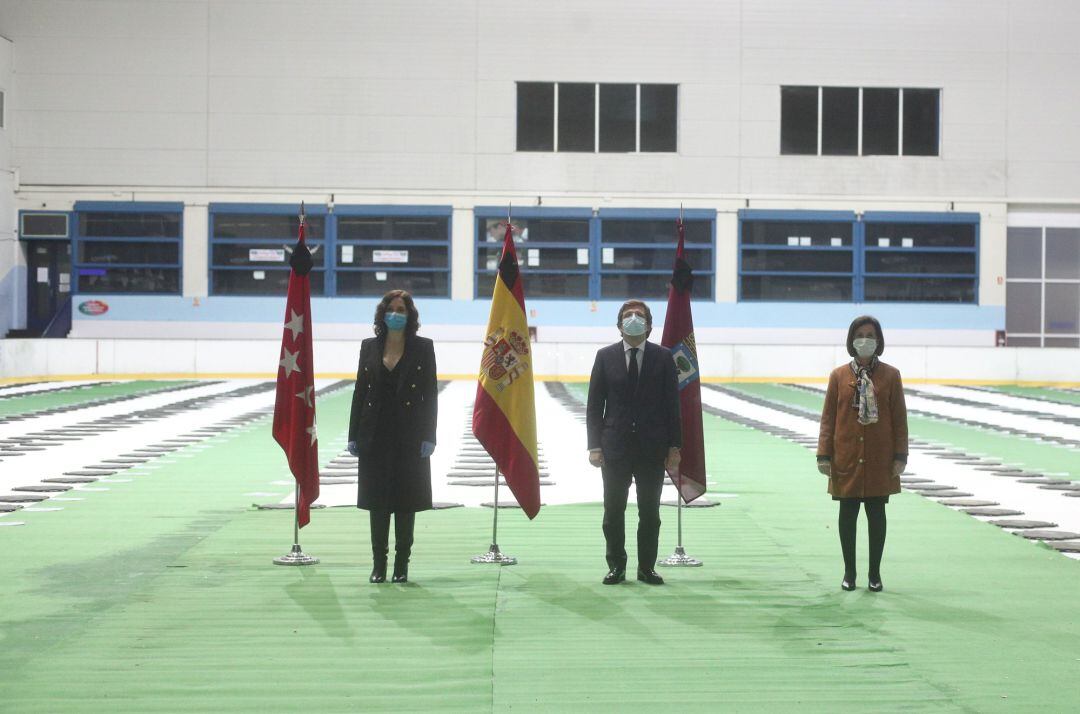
xmin=471 ymin=466 xmax=517 ymax=565
xmin=274 ymin=484 xmax=320 ymax=566
xmin=659 ymin=474 xmax=702 ymax=567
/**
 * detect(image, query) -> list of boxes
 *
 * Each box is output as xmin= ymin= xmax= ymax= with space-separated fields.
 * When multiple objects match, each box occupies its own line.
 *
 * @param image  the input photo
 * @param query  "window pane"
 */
xmin=864 ymin=277 xmax=975 ymax=302
xmin=606 ymin=247 xmax=712 ymax=271
xmin=862 ymin=88 xmax=899 ymax=155
xmin=337 ymin=216 xmax=448 ymax=242
xmin=21 ymin=213 xmax=68 ymax=237
xmin=479 ymin=247 xmax=586 ymax=271
xmin=212 ymin=243 xmax=298 ymax=267
xmin=79 ymin=212 xmax=179 ymax=238
xmin=640 ymin=84 xmax=677 ymax=152
xmin=865 ymin=222 xmax=975 ymax=248
xmin=599 ymin=84 xmax=636 ymax=152
xmin=603 ymin=219 xmax=711 ymax=244
xmin=337 ymin=271 xmax=447 ymax=297
xmin=1045 ymin=283 xmax=1079 ymax=334
xmin=1006 ymin=282 xmax=1042 ymax=334
xmin=741 ymin=249 xmax=851 ymax=273
xmin=865 ymin=250 xmax=975 ymax=275
xmin=558 ymin=83 xmax=595 ymax=152
xmin=780 ymin=86 xmax=817 ymax=155
xmin=1045 ymin=228 xmax=1080 ymax=280
xmin=212 ymin=270 xmax=325 ymax=296
xmin=822 ymin=87 xmax=858 ymax=156
xmin=517 ymin=82 xmax=554 ymax=151
xmin=482 ymin=217 xmax=589 ymax=244
xmin=1007 ymin=227 xmax=1043 ymax=279
xmin=902 ymin=88 xmax=939 ymax=156
xmin=1045 ymin=337 xmax=1079 ymax=348
xmin=741 ymin=220 xmax=852 ymax=246
xmin=78 ymin=267 xmax=180 ymax=294
xmin=477 ymin=271 xmax=589 ymax=298
xmin=213 ymin=214 xmax=325 ymax=241
xmin=79 ymin=241 xmax=179 ymax=265
xmin=1005 ymin=336 xmax=1041 ymax=347
xmin=338 ymin=245 xmax=447 ymax=269
xmin=602 ymin=273 xmax=712 ymax=299
xmin=741 ymin=275 xmax=851 ymax=301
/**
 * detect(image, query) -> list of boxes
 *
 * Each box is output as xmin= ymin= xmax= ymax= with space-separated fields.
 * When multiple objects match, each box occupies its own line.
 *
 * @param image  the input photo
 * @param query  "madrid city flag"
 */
xmin=272 ymin=206 xmax=319 ymax=528
xmin=660 ymin=218 xmax=707 ymax=503
xmin=472 ymin=222 xmax=541 ymax=519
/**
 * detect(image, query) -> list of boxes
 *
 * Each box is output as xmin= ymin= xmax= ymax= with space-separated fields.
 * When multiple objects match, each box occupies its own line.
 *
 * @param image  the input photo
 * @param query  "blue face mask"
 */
xmin=384 ymin=312 xmax=407 ymax=332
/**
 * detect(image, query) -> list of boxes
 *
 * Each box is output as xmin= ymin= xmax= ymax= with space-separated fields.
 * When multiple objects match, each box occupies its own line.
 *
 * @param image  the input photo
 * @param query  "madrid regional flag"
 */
xmin=472 ymin=221 xmax=541 ymax=519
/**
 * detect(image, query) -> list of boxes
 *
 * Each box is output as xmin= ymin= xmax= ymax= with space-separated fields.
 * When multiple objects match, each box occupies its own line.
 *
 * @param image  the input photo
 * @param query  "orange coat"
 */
xmin=817 ymin=361 xmax=909 ymax=499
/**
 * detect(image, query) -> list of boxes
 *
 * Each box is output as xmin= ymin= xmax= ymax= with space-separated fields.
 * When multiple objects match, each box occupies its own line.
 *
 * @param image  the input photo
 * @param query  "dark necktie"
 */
xmin=627 ymin=347 xmax=639 ymax=399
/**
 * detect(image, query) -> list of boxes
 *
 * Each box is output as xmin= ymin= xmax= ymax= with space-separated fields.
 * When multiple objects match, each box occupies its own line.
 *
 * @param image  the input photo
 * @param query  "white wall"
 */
xmin=1 ymin=337 xmax=1077 ymax=383
xmin=0 ymin=0 xmax=1077 ymax=200
xmin=0 ymin=34 xmax=15 ymax=335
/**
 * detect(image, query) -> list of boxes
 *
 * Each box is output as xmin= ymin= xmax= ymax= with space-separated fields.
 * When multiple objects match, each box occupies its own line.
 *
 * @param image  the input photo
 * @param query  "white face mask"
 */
xmin=621 ymin=314 xmax=647 ymax=337
xmin=853 ymin=337 xmax=877 ymax=358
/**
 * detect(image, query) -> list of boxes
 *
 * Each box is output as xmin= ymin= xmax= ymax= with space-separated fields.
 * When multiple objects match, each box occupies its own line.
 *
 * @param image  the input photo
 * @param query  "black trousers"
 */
xmin=601 ymin=448 xmax=665 ymax=572
xmin=370 ymin=510 xmax=415 ymax=564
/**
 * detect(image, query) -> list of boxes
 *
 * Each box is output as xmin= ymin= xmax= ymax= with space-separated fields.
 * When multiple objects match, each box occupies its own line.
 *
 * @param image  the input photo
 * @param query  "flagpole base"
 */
xmin=657 ymin=545 xmax=702 ymax=567
xmin=273 ymin=543 xmax=320 ymax=566
xmin=470 ymin=544 xmax=517 ymax=565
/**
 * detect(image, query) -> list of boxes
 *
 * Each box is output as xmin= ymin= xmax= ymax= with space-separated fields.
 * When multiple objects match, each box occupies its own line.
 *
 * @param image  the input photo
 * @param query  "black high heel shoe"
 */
xmin=392 ymin=559 xmax=408 ymax=583
xmin=868 ymin=576 xmax=883 ymax=593
xmin=841 ymin=574 xmax=856 ymax=591
xmin=369 ymin=562 xmax=387 ymax=584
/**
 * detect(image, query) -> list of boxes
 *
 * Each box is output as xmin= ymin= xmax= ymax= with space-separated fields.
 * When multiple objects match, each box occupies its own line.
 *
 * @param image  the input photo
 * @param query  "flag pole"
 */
xmin=470 ymin=465 xmax=518 ymax=564
xmin=274 ymin=485 xmax=320 ymax=565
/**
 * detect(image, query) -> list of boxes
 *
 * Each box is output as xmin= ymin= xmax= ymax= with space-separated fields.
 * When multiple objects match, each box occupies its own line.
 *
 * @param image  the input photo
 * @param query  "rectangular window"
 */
xmin=781 ymin=86 xmax=939 ymax=157
xmin=821 ymin=87 xmax=858 ymax=156
xmin=335 ymin=209 xmax=451 ymax=298
xmin=599 ymin=212 xmax=714 ymax=300
xmin=516 ymin=82 xmax=677 ymax=153
xmin=557 ymin=83 xmax=595 ymax=152
xmin=739 ymin=210 xmax=978 ymax=303
xmin=73 ymin=203 xmax=182 ymax=294
xmin=640 ymin=84 xmax=677 ymax=152
xmin=862 ymin=88 xmax=900 ymax=155
xmin=516 ymin=82 xmax=554 ymax=151
xmin=780 ymin=86 xmax=818 ymax=155
xmin=20 ymin=212 xmax=70 ymax=239
xmin=599 ymin=84 xmax=636 ymax=152
xmin=209 ymin=206 xmax=326 ymax=296
xmin=475 ymin=212 xmax=591 ymax=299
xmin=1007 ymin=225 xmax=1080 ymax=347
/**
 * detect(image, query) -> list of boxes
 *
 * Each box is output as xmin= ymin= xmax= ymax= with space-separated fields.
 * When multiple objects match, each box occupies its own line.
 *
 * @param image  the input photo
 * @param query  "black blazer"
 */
xmin=348 ymin=335 xmax=438 ymax=451
xmin=586 ymin=340 xmax=681 ymax=460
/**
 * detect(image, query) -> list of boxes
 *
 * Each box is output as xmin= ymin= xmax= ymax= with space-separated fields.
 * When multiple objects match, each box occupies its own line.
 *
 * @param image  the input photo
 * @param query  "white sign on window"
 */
xmin=375 ymin=271 xmax=388 ymax=281
xmin=878 ymin=238 xmax=891 ymax=247
xmin=249 ymin=249 xmax=285 ymax=262
xmin=602 ymin=248 xmax=615 ymax=264
xmin=36 ymin=267 xmax=49 ymax=283
xmin=373 ymin=250 xmax=409 ymax=264
xmin=901 ymin=237 xmax=914 ymax=248
xmin=830 ymin=237 xmax=843 ymax=247
xmin=787 ymin=236 xmax=800 ymax=246
xmin=341 ymin=245 xmax=355 ymax=263
xmin=799 ymin=236 xmax=812 ymax=246
xmin=577 ymin=248 xmax=589 ymax=265
xmin=527 ymin=249 xmax=540 ymax=267
xmin=253 ymin=270 xmax=266 ymax=280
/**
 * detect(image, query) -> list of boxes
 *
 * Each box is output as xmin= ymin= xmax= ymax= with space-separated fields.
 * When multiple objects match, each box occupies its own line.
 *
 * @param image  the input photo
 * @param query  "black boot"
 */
xmin=369 ymin=559 xmax=387 ymax=584
xmin=392 ymin=512 xmax=414 ymax=583
xmin=369 ymin=510 xmax=391 ymax=584
xmin=391 ymin=557 xmax=408 ymax=583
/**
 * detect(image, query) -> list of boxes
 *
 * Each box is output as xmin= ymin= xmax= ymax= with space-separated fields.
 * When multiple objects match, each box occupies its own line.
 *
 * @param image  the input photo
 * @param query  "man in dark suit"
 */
xmin=587 ymin=299 xmax=681 ymax=585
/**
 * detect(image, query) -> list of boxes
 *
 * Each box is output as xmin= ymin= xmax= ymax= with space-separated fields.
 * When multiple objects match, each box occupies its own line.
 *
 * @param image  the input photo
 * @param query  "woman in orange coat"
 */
xmin=817 ymin=316 xmax=908 ymax=592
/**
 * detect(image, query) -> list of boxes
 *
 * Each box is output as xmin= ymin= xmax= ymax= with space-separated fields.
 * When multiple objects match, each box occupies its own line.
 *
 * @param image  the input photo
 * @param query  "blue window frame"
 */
xmin=738 ymin=209 xmax=979 ymax=303
xmin=475 ymin=207 xmax=594 ymax=299
xmin=475 ymin=207 xmax=716 ymax=300
xmin=335 ymin=206 xmax=451 ymax=298
xmin=73 ymin=201 xmax=183 ymax=294
xmin=209 ymin=203 xmax=328 ymax=296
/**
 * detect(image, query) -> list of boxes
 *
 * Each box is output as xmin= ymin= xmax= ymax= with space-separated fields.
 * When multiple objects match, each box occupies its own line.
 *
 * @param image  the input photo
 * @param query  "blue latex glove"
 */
xmin=347 ymin=441 xmax=359 ymax=457
xmin=419 ymin=441 xmax=435 ymax=458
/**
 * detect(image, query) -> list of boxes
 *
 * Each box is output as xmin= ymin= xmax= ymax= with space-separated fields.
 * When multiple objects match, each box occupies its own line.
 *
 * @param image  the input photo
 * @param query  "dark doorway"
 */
xmin=25 ymin=240 xmax=72 ymax=337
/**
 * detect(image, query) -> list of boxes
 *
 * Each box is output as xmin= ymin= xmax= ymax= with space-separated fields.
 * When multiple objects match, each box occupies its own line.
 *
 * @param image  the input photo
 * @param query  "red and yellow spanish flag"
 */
xmin=472 ymin=222 xmax=541 ymax=519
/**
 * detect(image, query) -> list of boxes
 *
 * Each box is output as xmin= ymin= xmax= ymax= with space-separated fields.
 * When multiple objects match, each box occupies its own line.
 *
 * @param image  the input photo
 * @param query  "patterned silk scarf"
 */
xmin=850 ymin=357 xmax=879 ymax=425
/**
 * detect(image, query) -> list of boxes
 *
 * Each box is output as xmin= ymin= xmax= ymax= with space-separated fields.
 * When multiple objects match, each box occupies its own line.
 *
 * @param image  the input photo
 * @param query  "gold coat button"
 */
xmin=858 ymin=458 xmax=864 ymax=464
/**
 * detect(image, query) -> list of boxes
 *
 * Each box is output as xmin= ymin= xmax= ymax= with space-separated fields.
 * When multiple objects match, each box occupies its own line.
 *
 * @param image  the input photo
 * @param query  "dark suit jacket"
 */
xmin=586 ymin=340 xmax=681 ymax=461
xmin=348 ymin=334 xmax=437 ymax=512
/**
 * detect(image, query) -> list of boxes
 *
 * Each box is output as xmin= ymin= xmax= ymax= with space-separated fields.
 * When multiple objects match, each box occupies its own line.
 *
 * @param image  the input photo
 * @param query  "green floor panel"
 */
xmin=0 ymin=380 xmax=197 ymax=419
xmin=727 ymin=382 xmax=1080 ymax=480
xmin=1 ymin=383 xmax=1079 ymax=712
xmin=982 ymin=385 xmax=1080 ymax=407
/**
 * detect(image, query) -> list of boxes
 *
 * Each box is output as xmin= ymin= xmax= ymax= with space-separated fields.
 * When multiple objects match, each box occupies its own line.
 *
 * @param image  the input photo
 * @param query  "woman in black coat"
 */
xmin=347 ymin=290 xmax=437 ymax=584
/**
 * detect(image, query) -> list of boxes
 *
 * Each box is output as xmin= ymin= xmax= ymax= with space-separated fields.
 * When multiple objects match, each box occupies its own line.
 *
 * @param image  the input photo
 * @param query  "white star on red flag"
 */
xmin=279 ymin=347 xmax=300 ymax=377
xmin=284 ymin=309 xmax=305 ymax=341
